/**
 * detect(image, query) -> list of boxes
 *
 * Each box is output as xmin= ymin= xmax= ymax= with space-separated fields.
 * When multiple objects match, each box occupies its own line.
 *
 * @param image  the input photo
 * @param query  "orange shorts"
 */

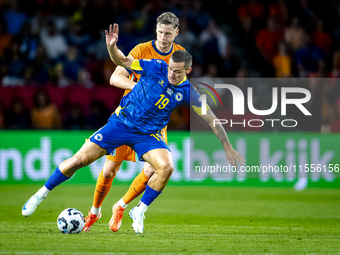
xmin=106 ymin=126 xmax=168 ymax=162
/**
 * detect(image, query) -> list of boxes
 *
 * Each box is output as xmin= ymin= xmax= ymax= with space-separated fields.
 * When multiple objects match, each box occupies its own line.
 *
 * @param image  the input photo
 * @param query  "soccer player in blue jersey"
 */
xmin=22 ymin=24 xmax=245 ymax=233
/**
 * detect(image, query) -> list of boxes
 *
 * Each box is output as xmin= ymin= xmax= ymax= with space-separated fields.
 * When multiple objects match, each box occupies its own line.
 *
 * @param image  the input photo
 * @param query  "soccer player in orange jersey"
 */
xmin=83 ymin=12 xmax=185 ymax=232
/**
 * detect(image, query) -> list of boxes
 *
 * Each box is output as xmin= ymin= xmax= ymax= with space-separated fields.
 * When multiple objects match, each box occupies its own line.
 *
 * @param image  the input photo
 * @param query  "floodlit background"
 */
xmin=0 ymin=1 xmax=339 ymax=254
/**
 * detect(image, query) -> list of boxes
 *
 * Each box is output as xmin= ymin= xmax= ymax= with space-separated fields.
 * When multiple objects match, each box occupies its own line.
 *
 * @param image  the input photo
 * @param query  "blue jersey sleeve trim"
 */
xmin=189 ymin=84 xmax=203 ymax=108
xmin=152 ymin=40 xmax=174 ymax=56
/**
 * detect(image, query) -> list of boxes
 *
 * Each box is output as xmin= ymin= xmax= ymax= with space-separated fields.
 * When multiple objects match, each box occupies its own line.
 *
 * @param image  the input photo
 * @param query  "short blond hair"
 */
xmin=156 ymin=12 xmax=180 ymax=29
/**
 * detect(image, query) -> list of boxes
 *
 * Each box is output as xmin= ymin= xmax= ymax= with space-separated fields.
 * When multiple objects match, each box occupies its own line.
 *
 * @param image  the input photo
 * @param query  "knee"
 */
xmin=103 ymin=160 xmax=122 ymax=178
xmin=143 ymin=164 xmax=156 ymax=178
xmin=157 ymin=161 xmax=174 ymax=179
xmin=69 ymin=152 xmax=90 ymax=169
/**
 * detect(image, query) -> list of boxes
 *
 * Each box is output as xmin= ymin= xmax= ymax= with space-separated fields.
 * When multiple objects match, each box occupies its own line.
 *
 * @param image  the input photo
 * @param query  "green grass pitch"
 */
xmin=0 ymin=184 xmax=339 ymax=254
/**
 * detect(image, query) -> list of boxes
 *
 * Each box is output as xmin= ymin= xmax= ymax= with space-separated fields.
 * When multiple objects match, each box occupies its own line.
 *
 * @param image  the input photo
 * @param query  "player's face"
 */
xmin=167 ymin=59 xmax=192 ymax=85
xmin=156 ymin=24 xmax=178 ymax=47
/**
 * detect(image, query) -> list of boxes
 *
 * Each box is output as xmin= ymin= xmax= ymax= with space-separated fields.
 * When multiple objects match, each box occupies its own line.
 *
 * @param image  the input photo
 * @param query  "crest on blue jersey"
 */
xmin=166 ymin=88 xmax=173 ymax=96
xmin=94 ymin=133 xmax=103 ymax=141
xmin=175 ymin=92 xmax=183 ymax=102
xmin=158 ymin=80 xmax=165 ymax=86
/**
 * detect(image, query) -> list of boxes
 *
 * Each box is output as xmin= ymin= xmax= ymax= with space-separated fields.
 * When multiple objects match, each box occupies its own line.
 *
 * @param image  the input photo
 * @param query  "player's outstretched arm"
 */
xmin=199 ymin=108 xmax=245 ymax=168
xmin=109 ymin=66 xmax=137 ymax=90
xmin=106 ymin=24 xmax=134 ymax=69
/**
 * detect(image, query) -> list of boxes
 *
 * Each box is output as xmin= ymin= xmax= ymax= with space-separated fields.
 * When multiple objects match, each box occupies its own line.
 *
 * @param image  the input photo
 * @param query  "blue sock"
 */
xmin=44 ymin=167 xmax=70 ymax=191
xmin=140 ymin=185 xmax=162 ymax=206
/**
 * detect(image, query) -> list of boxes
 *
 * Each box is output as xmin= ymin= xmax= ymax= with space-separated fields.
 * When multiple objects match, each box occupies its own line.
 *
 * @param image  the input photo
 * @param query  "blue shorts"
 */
xmin=89 ymin=116 xmax=170 ymax=161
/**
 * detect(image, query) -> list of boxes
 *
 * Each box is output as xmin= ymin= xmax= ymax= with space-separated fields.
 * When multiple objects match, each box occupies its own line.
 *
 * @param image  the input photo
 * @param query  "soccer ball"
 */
xmin=57 ymin=208 xmax=85 ymax=234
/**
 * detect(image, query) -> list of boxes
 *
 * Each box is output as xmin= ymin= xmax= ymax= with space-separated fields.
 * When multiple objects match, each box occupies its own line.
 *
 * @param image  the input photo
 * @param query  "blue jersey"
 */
xmin=111 ymin=59 xmax=202 ymax=134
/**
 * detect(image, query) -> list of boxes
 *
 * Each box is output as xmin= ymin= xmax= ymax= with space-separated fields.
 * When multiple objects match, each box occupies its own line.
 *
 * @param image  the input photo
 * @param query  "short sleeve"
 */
xmin=188 ymin=84 xmax=210 ymax=115
xmin=130 ymin=59 xmax=166 ymax=75
xmin=189 ymin=85 xmax=202 ymax=107
xmin=124 ymin=45 xmax=144 ymax=75
xmin=128 ymin=44 xmax=144 ymax=59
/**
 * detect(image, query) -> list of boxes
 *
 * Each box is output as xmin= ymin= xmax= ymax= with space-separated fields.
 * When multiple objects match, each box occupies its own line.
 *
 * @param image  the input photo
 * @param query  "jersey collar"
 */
xmin=152 ymin=40 xmax=173 ymax=56
xmin=172 ymin=76 xmax=187 ymax=86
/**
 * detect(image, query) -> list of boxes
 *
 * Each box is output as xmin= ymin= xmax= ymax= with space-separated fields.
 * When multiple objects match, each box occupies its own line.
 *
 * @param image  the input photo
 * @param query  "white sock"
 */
xmin=90 ymin=206 xmax=101 ymax=216
xmin=136 ymin=201 xmax=148 ymax=214
xmin=36 ymin=186 xmax=50 ymax=198
xmin=117 ymin=198 xmax=128 ymax=209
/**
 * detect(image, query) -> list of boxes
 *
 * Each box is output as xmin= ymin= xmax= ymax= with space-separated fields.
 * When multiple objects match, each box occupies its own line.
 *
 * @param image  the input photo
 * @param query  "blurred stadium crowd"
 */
xmin=0 ymin=0 xmax=340 ymax=131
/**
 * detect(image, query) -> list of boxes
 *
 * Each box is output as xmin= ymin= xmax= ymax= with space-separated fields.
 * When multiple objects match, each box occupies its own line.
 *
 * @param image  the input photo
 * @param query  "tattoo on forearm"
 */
xmin=214 ymin=123 xmax=230 ymax=146
xmin=207 ymin=109 xmax=230 ymax=147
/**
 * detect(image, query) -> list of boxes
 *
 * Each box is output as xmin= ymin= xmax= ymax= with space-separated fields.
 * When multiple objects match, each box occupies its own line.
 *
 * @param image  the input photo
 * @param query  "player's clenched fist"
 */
xmin=105 ymin=24 xmax=119 ymax=47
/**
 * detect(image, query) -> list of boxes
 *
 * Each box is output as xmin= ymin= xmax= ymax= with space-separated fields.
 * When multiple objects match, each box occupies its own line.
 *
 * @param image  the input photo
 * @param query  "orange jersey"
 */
xmin=122 ymin=40 xmax=186 ymax=97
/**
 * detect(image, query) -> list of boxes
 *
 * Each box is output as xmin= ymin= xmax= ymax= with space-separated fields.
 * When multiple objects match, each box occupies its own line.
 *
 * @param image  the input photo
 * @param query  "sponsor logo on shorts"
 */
xmin=110 ymin=149 xmax=116 ymax=156
xmin=94 ymin=133 xmax=103 ymax=141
